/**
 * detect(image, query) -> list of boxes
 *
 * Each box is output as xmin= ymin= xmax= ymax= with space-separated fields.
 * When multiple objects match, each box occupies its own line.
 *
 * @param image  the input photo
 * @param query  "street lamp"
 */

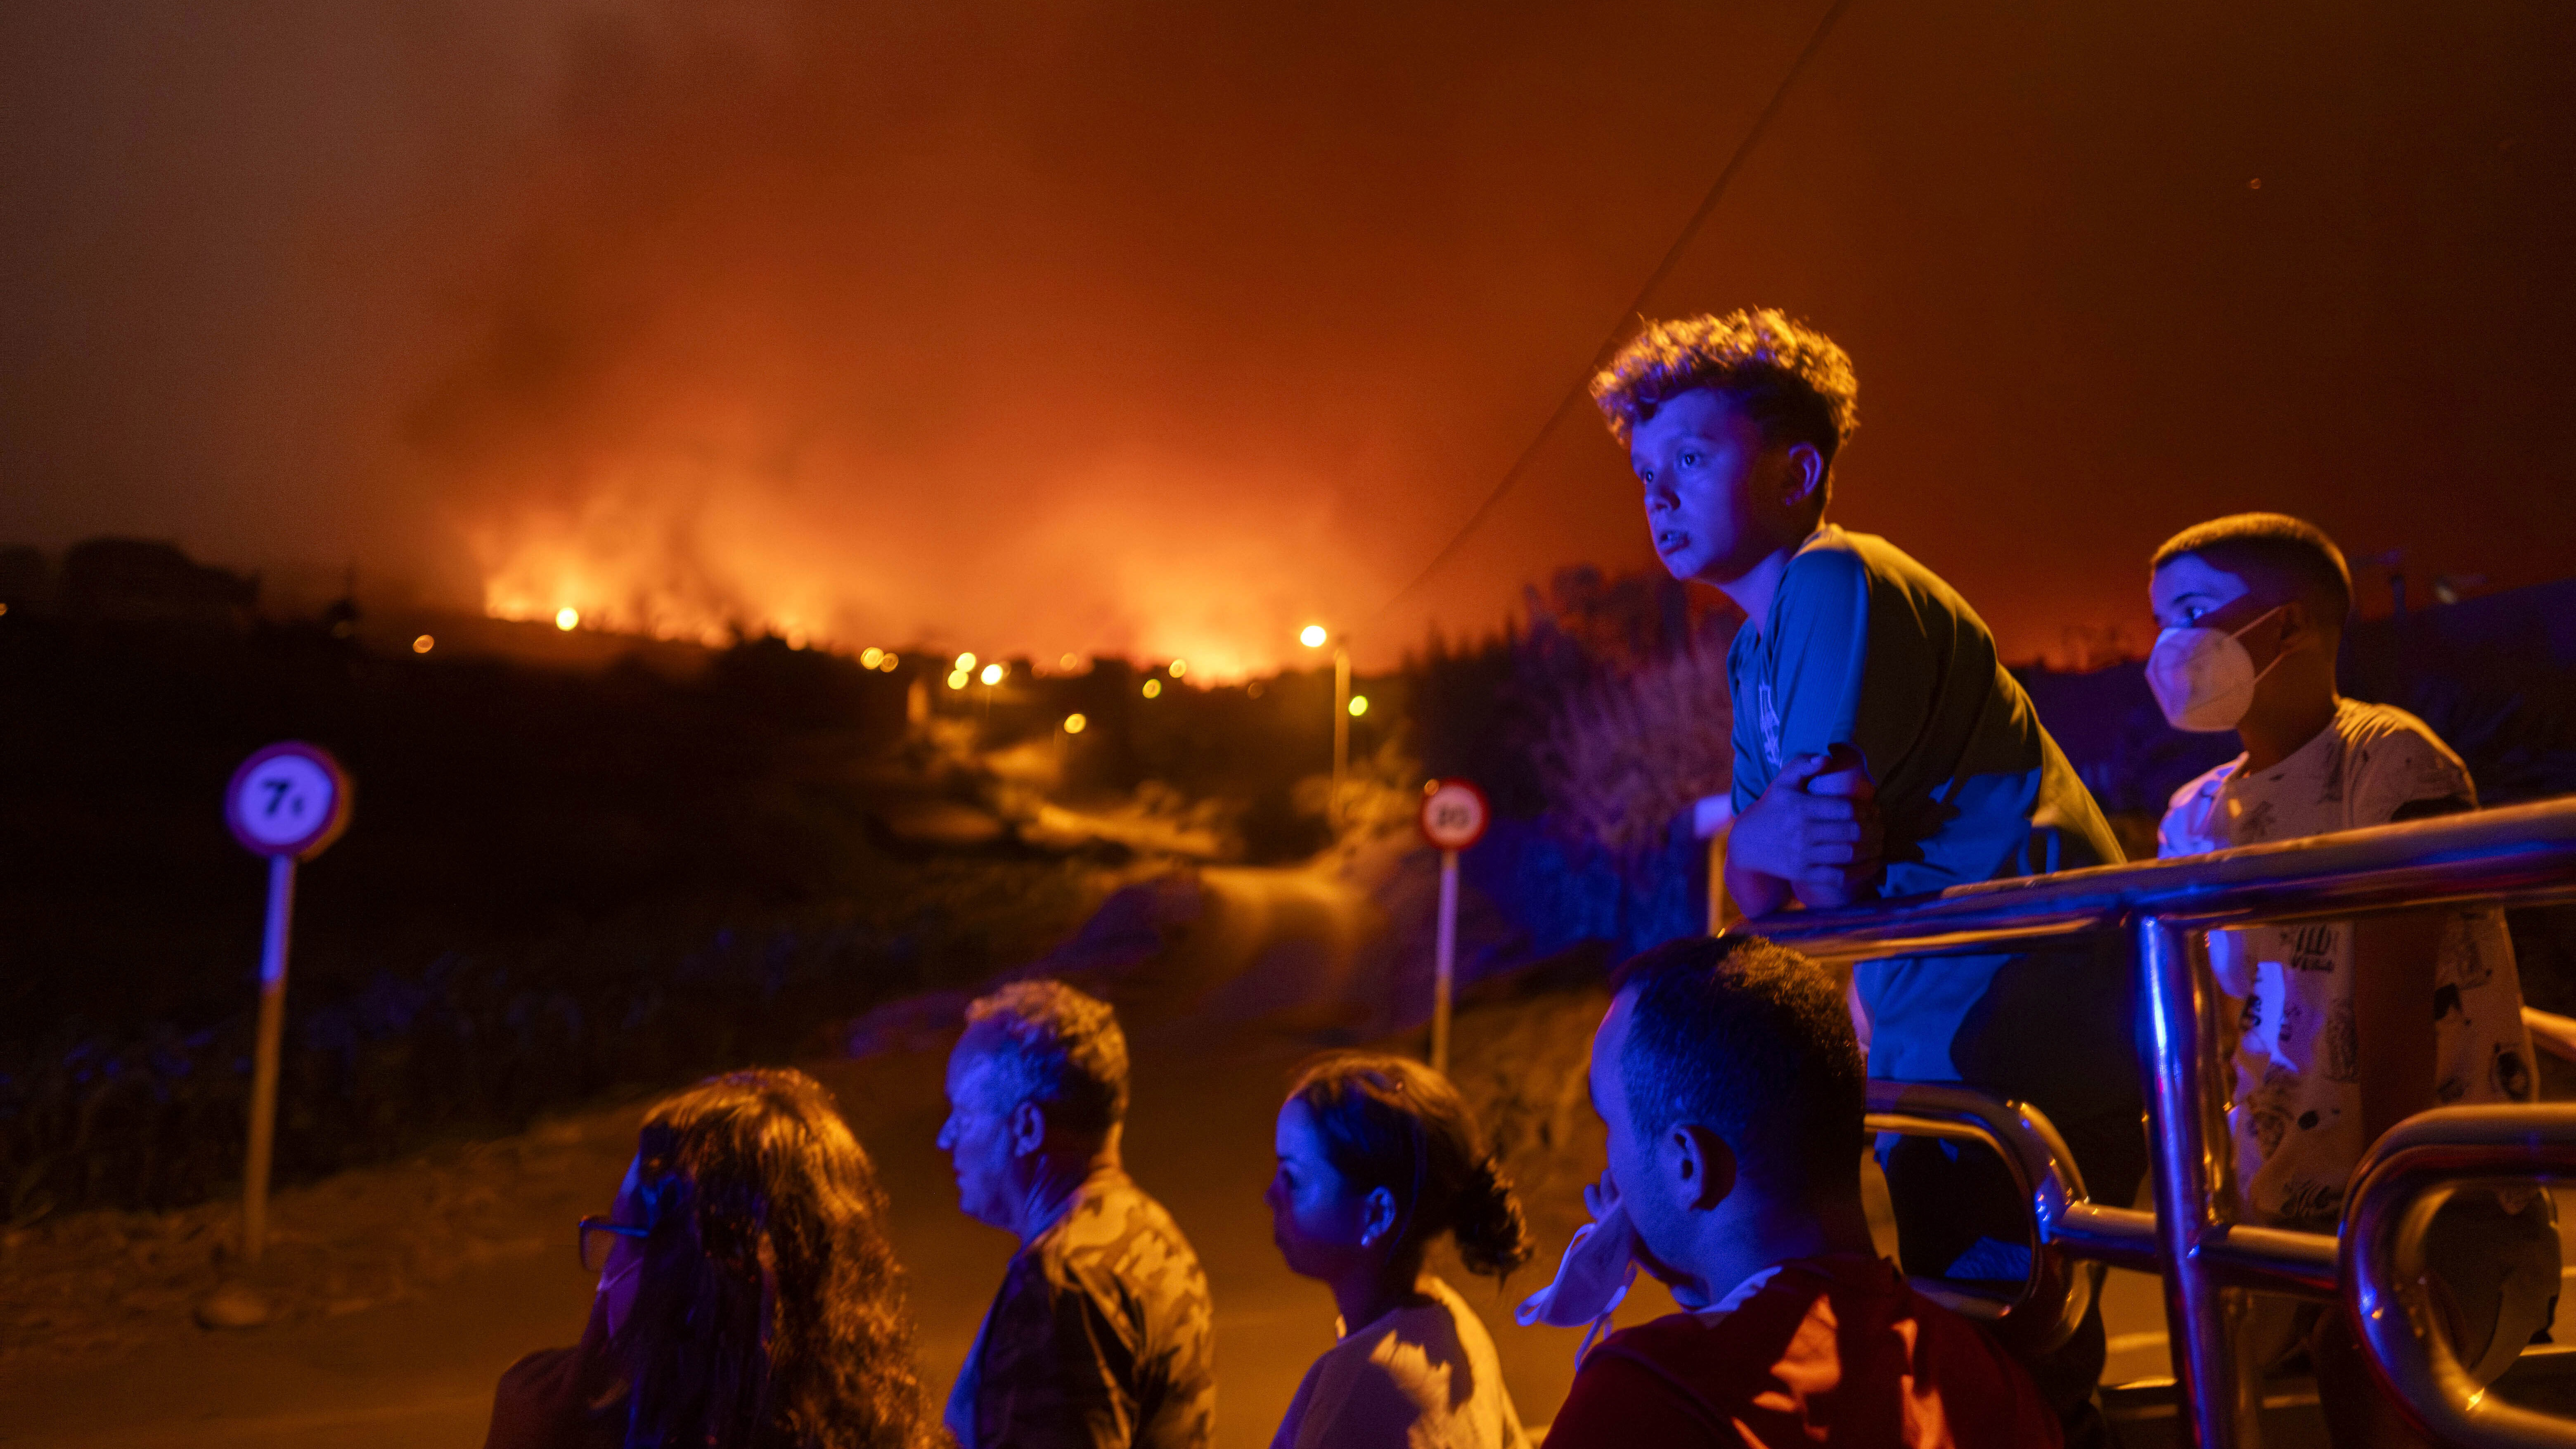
xmin=1301 ymin=623 xmax=1350 ymax=826
xmin=1056 ymin=711 xmax=1086 ymax=774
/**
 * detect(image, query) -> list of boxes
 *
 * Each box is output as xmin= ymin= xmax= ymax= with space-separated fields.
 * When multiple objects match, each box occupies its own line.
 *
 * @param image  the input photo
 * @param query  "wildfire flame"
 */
xmin=461 ymin=454 xmax=1364 ymax=678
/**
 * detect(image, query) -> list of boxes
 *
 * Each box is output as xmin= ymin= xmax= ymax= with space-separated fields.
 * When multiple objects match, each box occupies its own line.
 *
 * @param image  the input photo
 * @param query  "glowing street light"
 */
xmin=412 ymin=635 xmax=434 ymax=654
xmin=861 ymin=646 xmax=884 ymax=669
xmin=1142 ymin=678 xmax=1163 ymax=698
xmin=1348 ymin=695 xmax=1369 ymax=717
xmin=879 ymin=653 xmax=899 ymax=672
xmin=955 ymin=651 xmax=977 ymax=671
xmin=555 ymin=607 xmax=580 ymax=631
xmin=979 ymin=662 xmax=1004 ymax=686
xmin=947 ymin=668 xmax=970 ymax=690
xmin=1301 ymin=624 xmax=1352 ymax=826
xmin=1064 ymin=713 xmax=1088 ymax=734
xmin=1168 ymin=658 xmax=1188 ymax=678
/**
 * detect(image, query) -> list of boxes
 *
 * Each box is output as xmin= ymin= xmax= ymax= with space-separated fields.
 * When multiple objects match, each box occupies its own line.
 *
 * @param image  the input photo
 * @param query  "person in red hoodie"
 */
xmin=1541 ymin=935 xmax=2060 ymax=1448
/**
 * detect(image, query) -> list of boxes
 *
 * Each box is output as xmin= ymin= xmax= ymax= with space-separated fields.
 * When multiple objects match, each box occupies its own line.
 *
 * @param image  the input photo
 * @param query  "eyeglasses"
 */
xmin=578 ymin=1213 xmax=651 ymax=1273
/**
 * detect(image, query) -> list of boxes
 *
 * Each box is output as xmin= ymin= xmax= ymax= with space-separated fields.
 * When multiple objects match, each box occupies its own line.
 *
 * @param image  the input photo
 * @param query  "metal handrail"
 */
xmin=1721 ymin=794 xmax=2576 ymax=1449
xmin=2343 ymin=1106 xmax=2576 ymax=1449
xmin=1742 ymin=794 xmax=2576 ymax=961
xmin=1864 ymin=1080 xmax=2150 ymax=1352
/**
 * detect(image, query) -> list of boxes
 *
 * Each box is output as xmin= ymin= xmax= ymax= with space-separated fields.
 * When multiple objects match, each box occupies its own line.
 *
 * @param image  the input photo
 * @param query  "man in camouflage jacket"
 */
xmin=939 ymin=980 xmax=1216 ymax=1449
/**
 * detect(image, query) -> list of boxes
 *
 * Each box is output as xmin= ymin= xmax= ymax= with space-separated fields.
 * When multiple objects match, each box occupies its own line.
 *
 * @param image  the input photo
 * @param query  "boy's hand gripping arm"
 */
xmin=1724 ymin=743 xmax=1883 ymax=917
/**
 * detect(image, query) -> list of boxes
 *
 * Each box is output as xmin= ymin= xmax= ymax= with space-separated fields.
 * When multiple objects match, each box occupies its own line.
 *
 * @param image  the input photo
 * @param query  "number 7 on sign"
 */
xmin=220 ymin=742 xmax=353 ymax=1269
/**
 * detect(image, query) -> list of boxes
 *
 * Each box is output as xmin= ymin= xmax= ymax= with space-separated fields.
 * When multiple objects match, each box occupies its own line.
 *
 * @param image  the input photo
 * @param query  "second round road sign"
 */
xmin=1418 ymin=778 xmax=1489 ymax=851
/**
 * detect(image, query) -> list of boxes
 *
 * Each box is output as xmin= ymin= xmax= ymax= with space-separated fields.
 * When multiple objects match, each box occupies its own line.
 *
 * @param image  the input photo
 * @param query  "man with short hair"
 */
xmin=1591 ymin=311 xmax=2136 ymax=1442
xmin=1544 ymin=934 xmax=2060 ymax=1447
xmin=940 ymin=980 xmax=1217 ymax=1449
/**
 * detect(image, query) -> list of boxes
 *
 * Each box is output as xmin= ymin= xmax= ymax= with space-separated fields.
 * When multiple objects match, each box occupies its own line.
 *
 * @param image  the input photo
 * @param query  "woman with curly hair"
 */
xmin=1264 ymin=1052 xmax=1537 ymax=1449
xmin=485 ymin=1068 xmax=938 ymax=1449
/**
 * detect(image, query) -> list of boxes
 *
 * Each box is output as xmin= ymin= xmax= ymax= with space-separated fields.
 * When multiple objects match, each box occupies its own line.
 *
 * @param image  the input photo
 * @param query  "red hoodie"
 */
xmin=1544 ymin=1254 xmax=2060 ymax=1449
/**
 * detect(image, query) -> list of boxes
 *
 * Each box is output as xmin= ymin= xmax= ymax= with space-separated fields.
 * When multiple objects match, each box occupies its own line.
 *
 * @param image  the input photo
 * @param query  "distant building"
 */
xmin=58 ymin=539 xmax=258 ymax=630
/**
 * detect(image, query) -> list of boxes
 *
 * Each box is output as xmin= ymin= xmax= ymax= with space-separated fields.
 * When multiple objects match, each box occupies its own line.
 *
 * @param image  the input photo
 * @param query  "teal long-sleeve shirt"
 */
xmin=1728 ymin=527 xmax=2130 ymax=1110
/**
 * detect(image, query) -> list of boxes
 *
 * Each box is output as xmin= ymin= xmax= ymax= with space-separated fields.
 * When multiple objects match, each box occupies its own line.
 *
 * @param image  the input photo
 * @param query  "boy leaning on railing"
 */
xmin=2146 ymin=511 xmax=2559 ymax=1449
xmin=1589 ymin=310 xmax=2135 ymax=1447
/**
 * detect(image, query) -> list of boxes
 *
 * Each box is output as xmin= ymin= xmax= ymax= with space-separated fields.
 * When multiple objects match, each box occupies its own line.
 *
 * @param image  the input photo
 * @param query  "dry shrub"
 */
xmin=1518 ymin=568 xmax=1739 ymax=859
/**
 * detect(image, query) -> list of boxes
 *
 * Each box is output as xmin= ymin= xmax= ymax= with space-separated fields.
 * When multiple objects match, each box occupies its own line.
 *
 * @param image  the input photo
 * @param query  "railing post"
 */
xmin=2138 ymin=914 xmax=2260 ymax=1448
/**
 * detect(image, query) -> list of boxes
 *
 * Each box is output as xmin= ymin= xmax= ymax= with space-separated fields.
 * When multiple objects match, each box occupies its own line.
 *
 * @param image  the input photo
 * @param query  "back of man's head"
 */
xmin=1589 ymin=308 xmax=1861 ymax=465
xmin=963 ymin=979 xmax=1130 ymax=1139
xmin=1611 ymin=934 xmax=1864 ymax=1197
xmin=2152 ymin=511 xmax=2353 ymax=631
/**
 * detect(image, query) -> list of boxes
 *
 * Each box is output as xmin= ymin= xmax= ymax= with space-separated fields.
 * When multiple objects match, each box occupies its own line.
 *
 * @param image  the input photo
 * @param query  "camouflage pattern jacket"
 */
xmin=947 ymin=1165 xmax=1217 ymax=1449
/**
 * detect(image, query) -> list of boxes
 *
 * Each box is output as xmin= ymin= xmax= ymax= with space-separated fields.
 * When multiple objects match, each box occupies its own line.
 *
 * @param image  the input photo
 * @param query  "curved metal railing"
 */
xmin=2344 ymin=1106 xmax=2576 ymax=1448
xmin=1731 ymin=796 xmax=2576 ymax=1449
xmin=1864 ymin=1080 xmax=2141 ymax=1352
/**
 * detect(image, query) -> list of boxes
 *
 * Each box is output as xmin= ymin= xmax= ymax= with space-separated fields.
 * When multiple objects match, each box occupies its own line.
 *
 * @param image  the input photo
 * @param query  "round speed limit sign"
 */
xmin=1418 ymin=779 xmax=1490 ymax=851
xmin=225 ymin=742 xmax=353 ymax=859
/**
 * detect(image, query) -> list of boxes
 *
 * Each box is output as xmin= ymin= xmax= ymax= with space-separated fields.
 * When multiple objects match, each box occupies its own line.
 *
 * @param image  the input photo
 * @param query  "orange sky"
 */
xmin=4 ymin=0 xmax=2570 ymax=671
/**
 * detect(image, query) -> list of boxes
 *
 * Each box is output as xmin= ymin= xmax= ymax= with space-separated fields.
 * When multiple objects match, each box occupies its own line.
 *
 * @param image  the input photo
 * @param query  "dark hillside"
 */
xmin=0 ymin=618 xmax=1096 ymax=1217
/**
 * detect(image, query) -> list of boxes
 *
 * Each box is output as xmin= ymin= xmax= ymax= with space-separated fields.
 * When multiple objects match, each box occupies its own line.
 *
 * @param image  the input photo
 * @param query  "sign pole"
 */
xmin=1432 ymin=847 xmax=1458 ymax=1075
xmin=205 ymin=740 xmax=350 ymax=1328
xmin=242 ymin=853 xmax=296 ymax=1264
xmin=1415 ymin=779 xmax=1487 ymax=1076
xmin=1331 ymin=641 xmax=1350 ymax=827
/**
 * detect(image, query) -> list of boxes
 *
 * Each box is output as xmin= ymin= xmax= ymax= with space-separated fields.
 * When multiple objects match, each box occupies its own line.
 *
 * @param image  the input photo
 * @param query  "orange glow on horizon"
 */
xmin=460 ymin=457 xmax=1371 ymax=680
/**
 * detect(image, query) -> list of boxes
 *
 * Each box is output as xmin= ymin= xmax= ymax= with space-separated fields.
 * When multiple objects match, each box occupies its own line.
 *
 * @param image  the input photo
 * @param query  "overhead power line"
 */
xmin=1362 ymin=0 xmax=1857 ymax=632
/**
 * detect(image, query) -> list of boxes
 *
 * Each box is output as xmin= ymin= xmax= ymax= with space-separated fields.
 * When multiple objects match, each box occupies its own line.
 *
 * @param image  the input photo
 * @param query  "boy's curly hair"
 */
xmin=1589 ymin=309 xmax=1860 ymax=462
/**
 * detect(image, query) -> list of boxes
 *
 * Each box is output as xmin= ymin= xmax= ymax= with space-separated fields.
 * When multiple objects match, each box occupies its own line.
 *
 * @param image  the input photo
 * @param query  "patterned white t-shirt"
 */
xmin=2159 ymin=699 xmax=2536 ymax=1227
xmin=1271 ymin=1276 xmax=1530 ymax=1449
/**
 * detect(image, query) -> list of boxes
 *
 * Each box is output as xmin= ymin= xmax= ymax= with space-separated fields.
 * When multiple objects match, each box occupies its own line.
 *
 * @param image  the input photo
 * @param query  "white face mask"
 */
xmin=1516 ymin=1196 xmax=1639 ymax=1366
xmin=2146 ymin=604 xmax=2287 ymax=733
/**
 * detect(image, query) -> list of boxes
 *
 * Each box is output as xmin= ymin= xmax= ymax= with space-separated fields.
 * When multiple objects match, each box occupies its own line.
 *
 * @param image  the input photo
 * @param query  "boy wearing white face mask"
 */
xmin=2149 ymin=512 xmax=2552 ymax=1445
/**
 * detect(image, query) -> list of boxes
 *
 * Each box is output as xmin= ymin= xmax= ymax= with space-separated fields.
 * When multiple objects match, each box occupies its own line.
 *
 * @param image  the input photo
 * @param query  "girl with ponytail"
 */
xmin=1264 ymin=1052 xmax=1537 ymax=1449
